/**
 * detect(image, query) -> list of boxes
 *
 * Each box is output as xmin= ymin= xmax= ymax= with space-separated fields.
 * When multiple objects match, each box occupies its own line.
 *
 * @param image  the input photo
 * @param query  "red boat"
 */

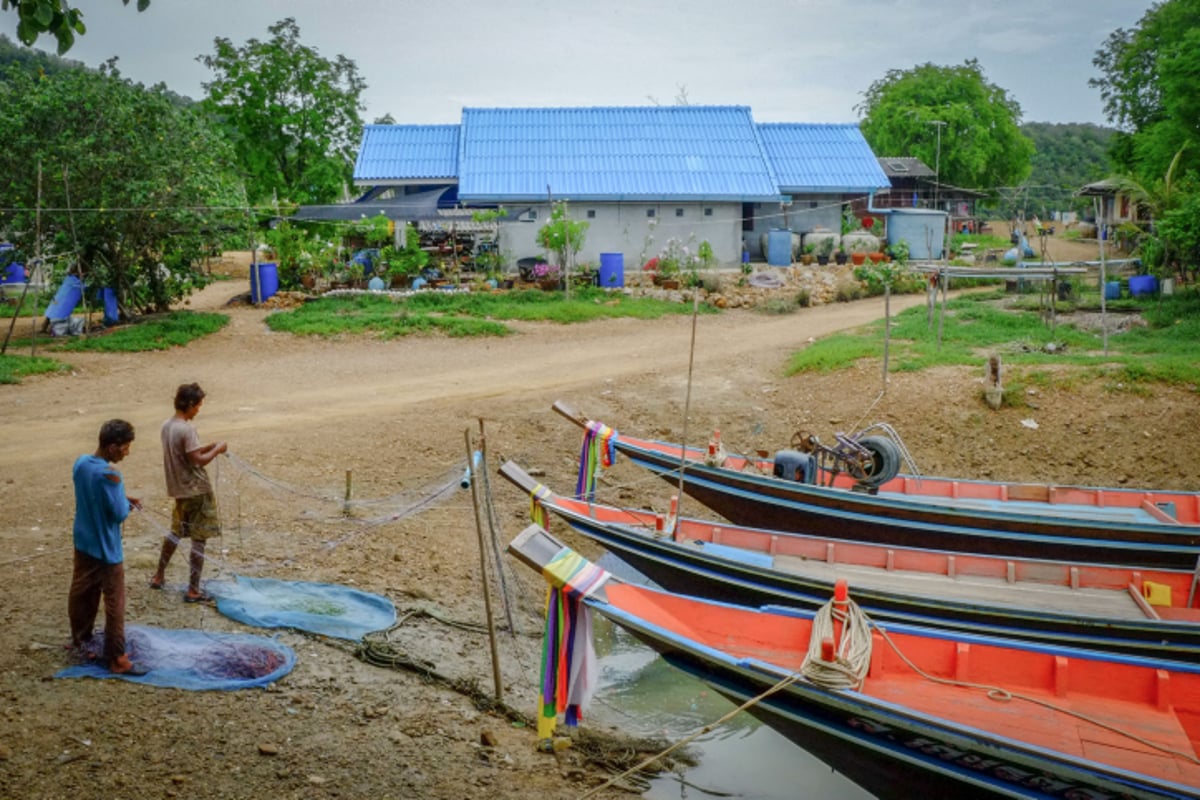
xmin=509 ymin=524 xmax=1200 ymax=800
xmin=499 ymin=459 xmax=1200 ymax=661
xmin=553 ymin=400 xmax=1200 ymax=570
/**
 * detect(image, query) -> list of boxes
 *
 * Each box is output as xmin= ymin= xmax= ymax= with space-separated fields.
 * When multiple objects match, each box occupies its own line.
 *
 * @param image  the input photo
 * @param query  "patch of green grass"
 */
xmin=787 ymin=333 xmax=879 ymax=373
xmin=265 ymin=290 xmax=708 ymax=337
xmin=0 ymin=353 xmax=69 ymax=384
xmin=54 ymin=311 xmax=229 ymax=352
xmin=786 ymin=291 xmax=1200 ymax=389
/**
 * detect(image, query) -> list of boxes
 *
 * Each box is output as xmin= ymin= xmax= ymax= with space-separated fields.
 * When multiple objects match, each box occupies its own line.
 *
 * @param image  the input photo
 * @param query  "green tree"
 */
xmin=0 ymin=59 xmax=247 ymax=312
xmin=2 ymin=0 xmax=148 ymax=54
xmin=994 ymin=123 xmax=1115 ymax=218
xmin=198 ymin=17 xmax=366 ymax=207
xmin=1090 ymin=0 xmax=1200 ymax=182
xmin=857 ymin=60 xmax=1035 ymax=193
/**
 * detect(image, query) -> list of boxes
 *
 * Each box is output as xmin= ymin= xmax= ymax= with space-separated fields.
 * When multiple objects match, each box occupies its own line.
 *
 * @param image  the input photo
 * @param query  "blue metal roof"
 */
xmin=353 ymin=124 xmax=459 ymax=182
xmin=757 ymin=123 xmax=890 ymax=193
xmin=456 ymin=106 xmax=780 ymax=202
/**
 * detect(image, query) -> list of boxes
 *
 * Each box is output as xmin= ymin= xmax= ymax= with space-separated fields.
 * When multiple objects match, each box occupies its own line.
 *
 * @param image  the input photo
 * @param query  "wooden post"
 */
xmin=343 ymin=469 xmax=352 ymax=516
xmin=466 ymin=427 xmax=503 ymax=701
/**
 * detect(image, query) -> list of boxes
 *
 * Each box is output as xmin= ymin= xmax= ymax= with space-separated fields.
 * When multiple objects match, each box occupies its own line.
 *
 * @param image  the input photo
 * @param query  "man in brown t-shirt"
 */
xmin=151 ymin=383 xmax=227 ymax=602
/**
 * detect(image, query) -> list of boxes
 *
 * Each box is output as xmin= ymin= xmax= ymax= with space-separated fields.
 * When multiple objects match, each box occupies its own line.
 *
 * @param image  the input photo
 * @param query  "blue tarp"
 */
xmin=57 ymin=625 xmax=295 ymax=690
xmin=209 ymin=575 xmax=396 ymax=641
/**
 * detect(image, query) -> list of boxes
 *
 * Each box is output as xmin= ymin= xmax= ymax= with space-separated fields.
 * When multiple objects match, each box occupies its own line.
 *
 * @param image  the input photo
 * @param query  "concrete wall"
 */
xmin=497 ymin=201 xmax=744 ymax=272
xmin=741 ymin=195 xmax=845 ymax=260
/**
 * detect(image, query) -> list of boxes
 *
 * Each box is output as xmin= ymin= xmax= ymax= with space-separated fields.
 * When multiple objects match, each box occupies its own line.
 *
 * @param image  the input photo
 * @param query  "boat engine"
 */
xmin=773 ymin=449 xmax=817 ymax=483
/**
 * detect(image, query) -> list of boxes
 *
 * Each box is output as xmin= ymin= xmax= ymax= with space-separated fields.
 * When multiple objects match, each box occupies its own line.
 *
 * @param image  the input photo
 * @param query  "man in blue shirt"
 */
xmin=68 ymin=419 xmax=144 ymax=674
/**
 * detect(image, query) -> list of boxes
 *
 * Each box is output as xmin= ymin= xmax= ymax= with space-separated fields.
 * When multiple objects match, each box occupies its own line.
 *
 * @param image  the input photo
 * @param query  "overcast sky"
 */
xmin=2 ymin=0 xmax=1150 ymax=126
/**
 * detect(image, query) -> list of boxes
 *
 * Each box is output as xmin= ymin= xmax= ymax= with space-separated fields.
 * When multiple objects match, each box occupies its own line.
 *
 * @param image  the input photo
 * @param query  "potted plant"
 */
xmin=835 ymin=245 xmax=849 ymax=266
xmin=532 ymin=262 xmax=561 ymax=290
xmin=815 ymin=237 xmax=835 ymax=266
xmin=800 ymin=243 xmax=816 ymax=266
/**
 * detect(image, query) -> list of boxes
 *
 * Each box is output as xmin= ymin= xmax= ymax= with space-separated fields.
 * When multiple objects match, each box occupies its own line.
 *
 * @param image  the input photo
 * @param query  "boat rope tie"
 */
xmin=576 ymin=421 xmax=618 ymax=501
xmin=872 ymin=625 xmax=1200 ymax=766
xmin=801 ymin=588 xmax=873 ymax=690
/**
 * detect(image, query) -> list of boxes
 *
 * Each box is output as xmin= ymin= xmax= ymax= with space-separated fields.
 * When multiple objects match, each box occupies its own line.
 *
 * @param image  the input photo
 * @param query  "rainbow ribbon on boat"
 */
xmin=576 ymin=421 xmax=618 ymax=500
xmin=537 ymin=547 xmax=610 ymax=739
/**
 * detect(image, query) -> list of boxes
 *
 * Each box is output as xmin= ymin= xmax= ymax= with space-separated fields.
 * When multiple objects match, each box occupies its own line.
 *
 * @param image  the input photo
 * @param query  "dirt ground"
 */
xmin=2 ymin=232 xmax=1197 ymax=800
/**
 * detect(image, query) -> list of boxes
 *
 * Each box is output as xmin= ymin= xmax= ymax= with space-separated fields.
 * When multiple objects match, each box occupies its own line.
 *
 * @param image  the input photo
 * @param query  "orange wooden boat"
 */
xmin=499 ymin=460 xmax=1200 ymax=662
xmin=510 ymin=524 xmax=1200 ymax=799
xmin=554 ymin=400 xmax=1200 ymax=570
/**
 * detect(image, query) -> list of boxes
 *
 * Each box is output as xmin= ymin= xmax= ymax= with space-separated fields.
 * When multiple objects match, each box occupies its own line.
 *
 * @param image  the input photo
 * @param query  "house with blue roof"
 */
xmin=349 ymin=106 xmax=889 ymax=269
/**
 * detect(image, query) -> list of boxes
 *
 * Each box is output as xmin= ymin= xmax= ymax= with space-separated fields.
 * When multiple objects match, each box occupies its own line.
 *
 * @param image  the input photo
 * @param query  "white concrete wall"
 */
xmin=496 ymin=201 xmax=744 ymax=272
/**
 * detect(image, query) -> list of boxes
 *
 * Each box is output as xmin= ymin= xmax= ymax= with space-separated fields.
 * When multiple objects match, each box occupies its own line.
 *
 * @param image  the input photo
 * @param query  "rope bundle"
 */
xmin=800 ymin=593 xmax=873 ymax=690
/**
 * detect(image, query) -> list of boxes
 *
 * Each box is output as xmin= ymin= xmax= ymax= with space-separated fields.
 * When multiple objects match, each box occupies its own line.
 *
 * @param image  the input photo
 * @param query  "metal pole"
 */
xmin=1096 ymin=196 xmax=1108 ymax=355
xmin=931 ymin=120 xmax=946 ymax=211
xmin=466 ymin=427 xmax=503 ymax=701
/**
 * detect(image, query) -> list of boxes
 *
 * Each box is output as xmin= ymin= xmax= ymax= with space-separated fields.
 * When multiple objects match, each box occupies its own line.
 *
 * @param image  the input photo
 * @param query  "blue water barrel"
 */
xmin=767 ymin=229 xmax=793 ymax=266
xmin=1128 ymin=275 xmax=1157 ymax=296
xmin=250 ymin=262 xmax=279 ymax=304
xmin=2 ymin=263 xmax=24 ymax=284
xmin=1104 ymin=281 xmax=1121 ymax=300
xmin=101 ymin=287 xmax=119 ymax=325
xmin=599 ymin=252 xmax=624 ymax=287
xmin=45 ymin=274 xmax=83 ymax=320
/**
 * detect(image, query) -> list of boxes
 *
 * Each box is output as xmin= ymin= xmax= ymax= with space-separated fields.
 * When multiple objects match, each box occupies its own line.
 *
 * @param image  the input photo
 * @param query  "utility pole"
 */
xmin=930 ymin=120 xmax=947 ymax=210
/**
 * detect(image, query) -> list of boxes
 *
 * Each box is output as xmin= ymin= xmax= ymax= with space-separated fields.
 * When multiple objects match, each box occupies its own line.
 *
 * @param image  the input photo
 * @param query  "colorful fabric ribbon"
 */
xmin=576 ymin=421 xmax=617 ymax=500
xmin=536 ymin=547 xmax=610 ymax=739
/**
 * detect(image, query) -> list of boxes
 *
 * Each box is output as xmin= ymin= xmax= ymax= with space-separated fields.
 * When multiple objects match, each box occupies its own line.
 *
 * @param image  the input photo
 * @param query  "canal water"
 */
xmin=586 ymin=556 xmax=876 ymax=799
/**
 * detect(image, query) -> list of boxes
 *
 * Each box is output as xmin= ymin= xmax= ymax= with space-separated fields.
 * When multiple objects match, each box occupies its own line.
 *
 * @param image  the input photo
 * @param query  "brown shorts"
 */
xmin=171 ymin=492 xmax=221 ymax=542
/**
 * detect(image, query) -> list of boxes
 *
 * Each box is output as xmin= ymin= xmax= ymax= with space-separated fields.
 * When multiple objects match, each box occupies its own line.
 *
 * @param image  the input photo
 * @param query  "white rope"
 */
xmin=800 ymin=595 xmax=873 ymax=690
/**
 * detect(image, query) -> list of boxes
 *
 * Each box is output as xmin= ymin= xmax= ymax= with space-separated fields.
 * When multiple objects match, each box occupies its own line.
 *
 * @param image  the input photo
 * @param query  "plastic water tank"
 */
xmin=767 ymin=229 xmax=794 ymax=266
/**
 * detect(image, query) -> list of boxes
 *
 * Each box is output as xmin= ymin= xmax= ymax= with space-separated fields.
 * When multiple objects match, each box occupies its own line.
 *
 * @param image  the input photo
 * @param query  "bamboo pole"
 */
xmin=466 ymin=427 xmax=503 ymax=701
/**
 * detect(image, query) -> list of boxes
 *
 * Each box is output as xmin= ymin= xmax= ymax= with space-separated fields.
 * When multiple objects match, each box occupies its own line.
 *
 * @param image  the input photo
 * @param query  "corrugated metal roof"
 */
xmin=354 ymin=124 xmax=459 ymax=182
xmin=878 ymin=156 xmax=935 ymax=178
xmin=457 ymin=106 xmax=780 ymax=202
xmin=757 ymin=123 xmax=890 ymax=192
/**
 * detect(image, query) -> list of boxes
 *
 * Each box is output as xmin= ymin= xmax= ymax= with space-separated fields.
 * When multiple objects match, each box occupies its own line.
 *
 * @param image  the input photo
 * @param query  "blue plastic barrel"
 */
xmin=45 ymin=274 xmax=83 ymax=320
xmin=101 ymin=287 xmax=119 ymax=325
xmin=598 ymin=252 xmax=624 ymax=287
xmin=2 ymin=263 xmax=24 ymax=284
xmin=767 ymin=229 xmax=793 ymax=266
xmin=1128 ymin=275 xmax=1157 ymax=296
xmin=250 ymin=262 xmax=279 ymax=304
xmin=1104 ymin=281 xmax=1121 ymax=300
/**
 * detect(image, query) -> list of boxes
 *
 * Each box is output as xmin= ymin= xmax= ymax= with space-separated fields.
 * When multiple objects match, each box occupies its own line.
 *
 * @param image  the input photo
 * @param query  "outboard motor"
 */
xmin=773 ymin=449 xmax=816 ymax=484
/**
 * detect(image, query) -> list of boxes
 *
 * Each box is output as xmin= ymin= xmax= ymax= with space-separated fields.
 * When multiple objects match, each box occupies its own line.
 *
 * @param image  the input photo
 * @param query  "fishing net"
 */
xmin=208 ymin=575 xmax=396 ymax=641
xmin=57 ymin=624 xmax=295 ymax=690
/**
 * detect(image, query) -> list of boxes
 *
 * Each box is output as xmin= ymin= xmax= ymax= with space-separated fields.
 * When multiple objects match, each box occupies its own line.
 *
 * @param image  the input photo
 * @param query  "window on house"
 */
xmin=742 ymin=203 xmax=754 ymax=232
xmin=675 ymin=208 xmax=684 ymax=217
xmin=646 ymin=208 xmax=656 ymax=218
xmin=810 ymin=201 xmax=818 ymax=208
xmin=704 ymin=208 xmax=713 ymax=216
xmin=587 ymin=209 xmax=596 ymax=219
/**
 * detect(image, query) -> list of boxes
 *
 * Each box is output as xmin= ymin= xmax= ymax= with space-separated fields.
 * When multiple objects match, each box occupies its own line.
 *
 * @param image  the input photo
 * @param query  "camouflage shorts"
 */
xmin=171 ymin=492 xmax=221 ymax=542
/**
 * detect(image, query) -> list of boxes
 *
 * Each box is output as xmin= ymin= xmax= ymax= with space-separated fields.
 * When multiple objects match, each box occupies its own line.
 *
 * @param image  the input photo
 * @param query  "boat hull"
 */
xmin=619 ymin=441 xmax=1200 ymax=570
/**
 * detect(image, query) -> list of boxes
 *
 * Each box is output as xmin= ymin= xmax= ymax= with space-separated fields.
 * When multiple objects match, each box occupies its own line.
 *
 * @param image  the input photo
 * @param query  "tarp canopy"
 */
xmin=292 ymin=186 xmax=451 ymax=222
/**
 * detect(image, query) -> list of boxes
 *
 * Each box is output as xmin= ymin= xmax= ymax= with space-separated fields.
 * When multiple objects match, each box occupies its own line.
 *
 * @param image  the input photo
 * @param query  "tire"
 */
xmin=857 ymin=436 xmax=900 ymax=486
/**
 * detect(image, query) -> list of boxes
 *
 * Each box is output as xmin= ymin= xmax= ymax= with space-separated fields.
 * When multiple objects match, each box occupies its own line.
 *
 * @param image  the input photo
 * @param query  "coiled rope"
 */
xmin=800 ymin=594 xmax=873 ymax=690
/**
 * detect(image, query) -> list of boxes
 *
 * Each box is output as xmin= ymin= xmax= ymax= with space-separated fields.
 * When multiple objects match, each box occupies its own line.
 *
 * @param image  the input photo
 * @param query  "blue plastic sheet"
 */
xmin=209 ymin=575 xmax=396 ymax=641
xmin=56 ymin=624 xmax=295 ymax=690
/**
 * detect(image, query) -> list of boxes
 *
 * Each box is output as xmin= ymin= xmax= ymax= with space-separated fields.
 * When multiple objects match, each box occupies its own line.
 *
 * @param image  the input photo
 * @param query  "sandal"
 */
xmin=183 ymin=590 xmax=214 ymax=604
xmin=148 ymin=578 xmax=164 ymax=590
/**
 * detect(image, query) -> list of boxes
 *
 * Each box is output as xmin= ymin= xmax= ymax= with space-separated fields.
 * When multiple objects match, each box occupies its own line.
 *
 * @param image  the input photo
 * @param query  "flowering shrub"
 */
xmin=531 ymin=262 xmax=560 ymax=281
